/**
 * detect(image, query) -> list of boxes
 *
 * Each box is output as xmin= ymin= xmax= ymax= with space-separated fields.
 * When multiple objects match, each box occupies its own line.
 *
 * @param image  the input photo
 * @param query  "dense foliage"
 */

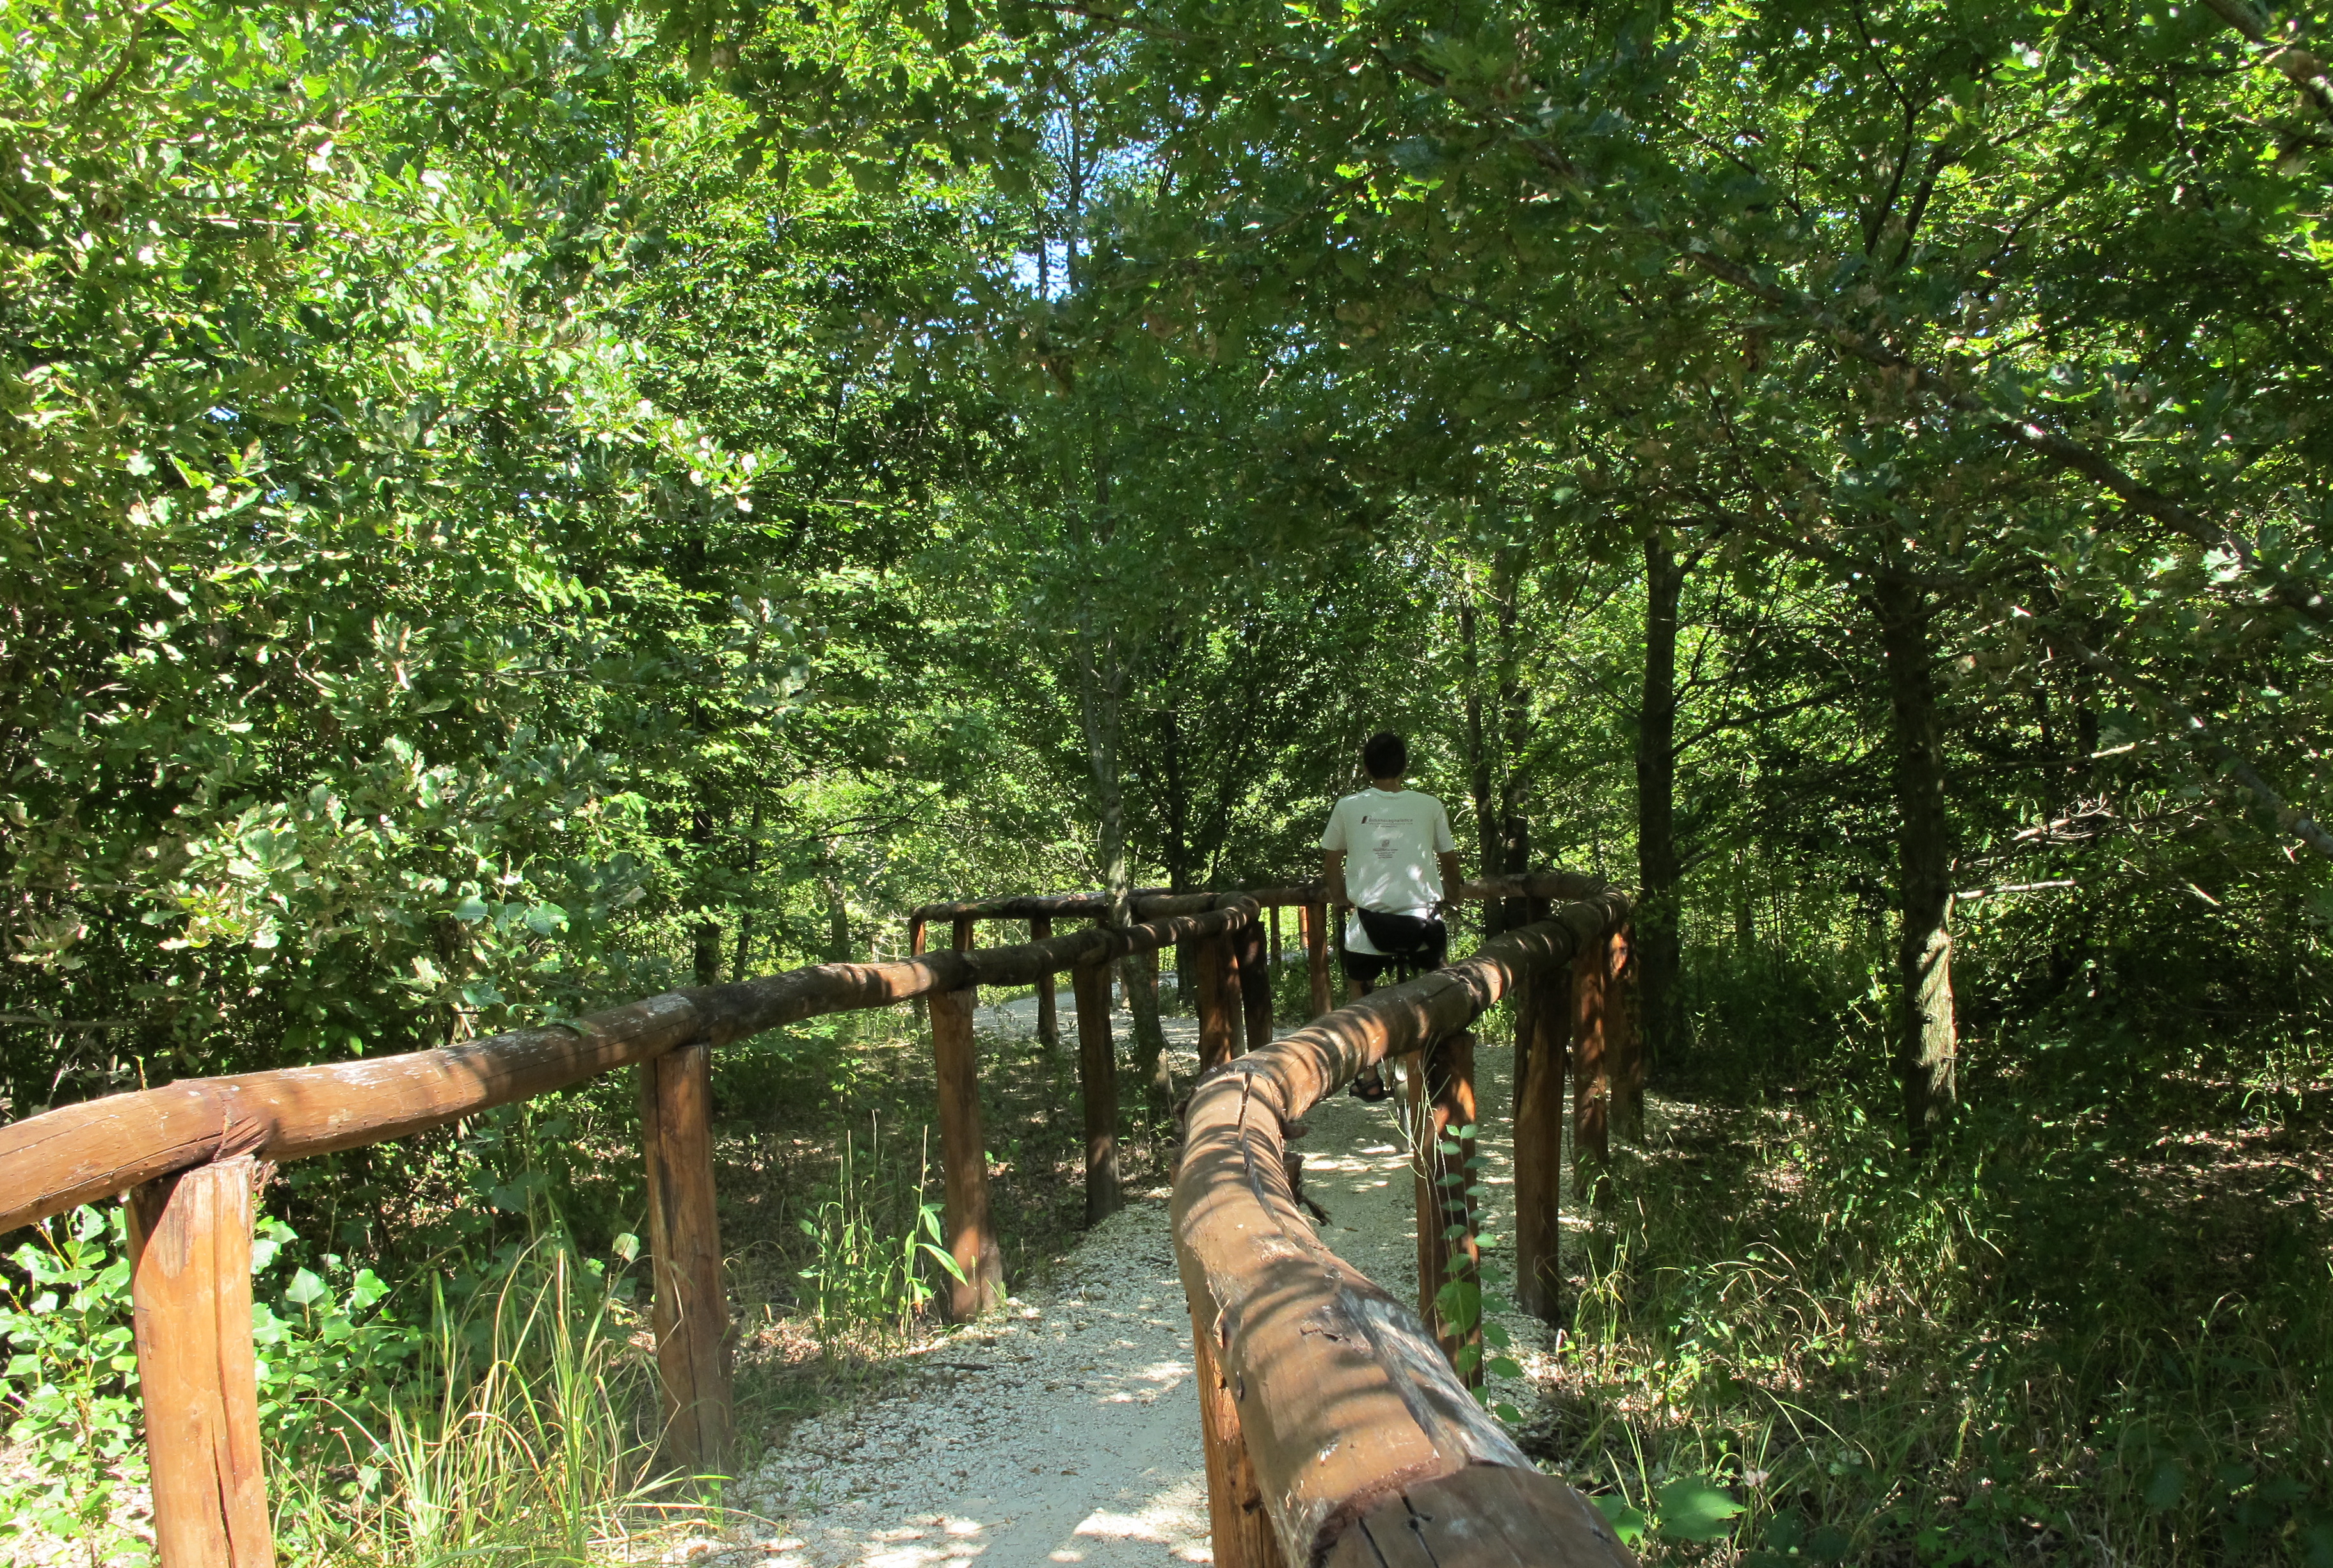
xmin=4 ymin=0 xmax=2332 ymax=1559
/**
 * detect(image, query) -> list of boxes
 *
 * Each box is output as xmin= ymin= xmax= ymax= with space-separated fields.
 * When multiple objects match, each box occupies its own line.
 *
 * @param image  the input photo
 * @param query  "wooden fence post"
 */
xmin=1189 ymin=1308 xmax=1288 ymax=1568
xmin=931 ymin=984 xmax=1004 ymax=1318
xmin=1410 ymin=1032 xmax=1482 ymax=1383
xmin=1573 ymin=935 xmax=1610 ymax=1203
xmin=909 ymin=916 xmax=927 ymax=1023
xmin=1236 ymin=917 xmax=1272 ymax=1054
xmin=128 ymin=1155 xmax=271 ymax=1568
xmin=1303 ymin=902 xmax=1332 ymax=1018
xmin=1196 ymin=930 xmax=1238 ymax=1072
xmin=1031 ymin=914 xmax=1060 ymax=1049
xmin=1512 ymin=897 xmax=1553 ymax=1109
xmin=637 ymin=1041 xmax=732 ymax=1471
xmin=1071 ymin=950 xmax=1121 ymax=1224
xmin=1610 ymin=925 xmax=1644 ymax=1142
xmin=1513 ymin=957 xmax=1571 ymax=1322
xmin=1268 ymin=902 xmax=1281 ymax=972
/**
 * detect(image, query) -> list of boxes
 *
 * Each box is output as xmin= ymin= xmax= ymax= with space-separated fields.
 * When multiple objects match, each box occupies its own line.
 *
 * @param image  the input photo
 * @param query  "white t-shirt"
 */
xmin=1317 ymin=788 xmax=1457 ymax=955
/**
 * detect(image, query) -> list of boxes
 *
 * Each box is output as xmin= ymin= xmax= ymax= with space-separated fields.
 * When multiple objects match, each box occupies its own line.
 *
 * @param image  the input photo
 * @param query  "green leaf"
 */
xmin=1592 ymin=1494 xmax=1648 ymax=1545
xmin=1655 ymin=1477 xmax=1745 ymax=1542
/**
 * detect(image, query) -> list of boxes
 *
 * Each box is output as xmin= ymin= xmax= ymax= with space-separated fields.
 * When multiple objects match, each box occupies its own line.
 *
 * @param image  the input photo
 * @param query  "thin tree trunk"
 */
xmin=1162 ymin=682 xmax=1192 ymax=1002
xmin=819 ymin=869 xmax=851 ymax=964
xmin=1635 ymin=527 xmax=1686 ymax=1083
xmin=732 ymin=803 xmax=765 ymax=979
xmin=1872 ymin=573 xmax=1958 ymax=1149
xmin=1493 ymin=549 xmax=1531 ymax=927
xmin=1461 ymin=598 xmax=1502 ymax=936
xmin=690 ymin=804 xmax=721 ymax=987
xmin=1079 ymin=619 xmax=1170 ymax=1107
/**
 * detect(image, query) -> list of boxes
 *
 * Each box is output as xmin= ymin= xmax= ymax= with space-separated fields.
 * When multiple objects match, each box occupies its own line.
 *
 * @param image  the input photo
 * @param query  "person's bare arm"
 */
xmin=1322 ymin=849 xmax=1347 ymax=908
xmin=1438 ymin=850 xmax=1464 ymax=913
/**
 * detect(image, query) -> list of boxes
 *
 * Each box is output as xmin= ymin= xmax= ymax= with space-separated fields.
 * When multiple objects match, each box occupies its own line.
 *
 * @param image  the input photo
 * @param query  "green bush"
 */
xmin=0 ymin=1200 xmax=666 ymax=1566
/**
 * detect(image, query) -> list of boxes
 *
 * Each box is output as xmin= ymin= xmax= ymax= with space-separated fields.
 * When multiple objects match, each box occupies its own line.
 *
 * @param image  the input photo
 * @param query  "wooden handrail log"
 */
xmin=0 ymin=899 xmax=1257 ymax=1237
xmin=910 ymin=872 xmax=1606 ymax=924
xmin=1173 ymin=888 xmax=1637 ymax=1567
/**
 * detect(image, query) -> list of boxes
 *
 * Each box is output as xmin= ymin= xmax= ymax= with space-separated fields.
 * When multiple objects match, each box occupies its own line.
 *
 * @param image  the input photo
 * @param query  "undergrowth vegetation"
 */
xmin=0 ymin=1002 xmax=1171 ymax=1564
xmin=1538 ymin=927 xmax=2333 ymax=1566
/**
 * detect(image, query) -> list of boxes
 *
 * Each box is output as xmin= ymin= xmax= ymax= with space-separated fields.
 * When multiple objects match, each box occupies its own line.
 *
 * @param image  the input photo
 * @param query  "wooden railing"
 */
xmin=0 ymin=871 xmax=1638 ymax=1568
xmin=1171 ymin=886 xmax=1642 ymax=1567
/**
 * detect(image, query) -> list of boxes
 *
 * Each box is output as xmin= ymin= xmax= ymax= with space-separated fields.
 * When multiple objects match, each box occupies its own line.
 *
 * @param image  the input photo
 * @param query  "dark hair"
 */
xmin=1361 ymin=731 xmax=1408 ymax=780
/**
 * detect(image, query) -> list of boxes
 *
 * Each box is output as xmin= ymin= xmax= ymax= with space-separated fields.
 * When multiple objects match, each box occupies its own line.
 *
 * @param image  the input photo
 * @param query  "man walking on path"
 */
xmin=1319 ymin=730 xmax=1464 ymax=1101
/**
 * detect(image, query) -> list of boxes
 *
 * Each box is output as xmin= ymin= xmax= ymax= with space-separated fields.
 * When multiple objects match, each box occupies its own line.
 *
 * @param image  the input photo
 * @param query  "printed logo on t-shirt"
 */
xmin=1361 ymin=810 xmax=1415 ymax=861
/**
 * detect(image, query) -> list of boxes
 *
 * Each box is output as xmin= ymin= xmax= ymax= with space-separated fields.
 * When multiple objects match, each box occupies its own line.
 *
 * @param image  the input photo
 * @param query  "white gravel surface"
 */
xmin=701 ymin=973 xmax=1576 ymax=1567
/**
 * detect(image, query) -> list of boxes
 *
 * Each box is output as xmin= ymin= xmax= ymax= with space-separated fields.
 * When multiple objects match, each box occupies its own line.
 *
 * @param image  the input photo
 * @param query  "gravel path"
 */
xmin=708 ymin=973 xmax=1575 ymax=1567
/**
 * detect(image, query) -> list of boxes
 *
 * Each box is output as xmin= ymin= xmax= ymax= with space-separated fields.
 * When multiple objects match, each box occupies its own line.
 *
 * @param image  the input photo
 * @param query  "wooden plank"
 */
xmin=1303 ymin=901 xmax=1332 ymax=1018
xmin=1573 ymin=935 xmax=1610 ymax=1203
xmin=1 ymin=899 xmax=1262 ymax=1238
xmin=129 ymin=1156 xmax=271 ymax=1568
xmin=1237 ymin=917 xmax=1272 ymax=1054
xmin=1196 ymin=931 xmax=1238 ymax=1072
xmin=931 ymin=985 xmax=1004 ymax=1318
xmin=1189 ymin=1306 xmax=1288 ymax=1568
xmin=1173 ymin=891 xmax=1636 ymax=1566
xmin=1071 ymin=952 xmax=1121 ymax=1224
xmin=1512 ymin=956 xmax=1571 ymax=1322
xmin=1324 ymin=1462 xmax=1636 ymax=1567
xmin=1610 ymin=924 xmax=1644 ymax=1142
xmin=1031 ymin=915 xmax=1059 ymax=1048
xmin=643 ymin=1041 xmax=732 ymax=1470
xmin=1414 ymin=1030 xmax=1482 ymax=1383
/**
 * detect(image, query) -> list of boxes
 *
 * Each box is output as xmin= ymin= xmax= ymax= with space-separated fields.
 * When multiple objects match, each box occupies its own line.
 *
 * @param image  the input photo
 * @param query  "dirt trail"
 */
xmin=706 ymin=978 xmax=1573 ymax=1567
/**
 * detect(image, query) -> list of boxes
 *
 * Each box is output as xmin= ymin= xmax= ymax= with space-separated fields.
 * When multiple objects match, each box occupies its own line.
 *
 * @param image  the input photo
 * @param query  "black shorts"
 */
xmin=1338 ymin=914 xmax=1448 ymax=986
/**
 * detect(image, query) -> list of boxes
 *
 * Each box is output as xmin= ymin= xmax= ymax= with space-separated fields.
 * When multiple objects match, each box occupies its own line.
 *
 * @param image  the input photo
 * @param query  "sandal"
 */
xmin=1348 ymin=1072 xmax=1392 ymax=1102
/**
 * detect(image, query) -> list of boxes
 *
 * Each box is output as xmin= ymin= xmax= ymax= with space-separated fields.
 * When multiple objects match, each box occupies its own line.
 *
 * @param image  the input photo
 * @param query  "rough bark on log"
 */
xmin=931 ymin=986 xmax=1004 ymax=1318
xmin=1173 ymin=891 xmax=1635 ymax=1567
xmin=1322 ymin=1464 xmax=1627 ymax=1567
xmin=1609 ymin=926 xmax=1644 ymax=1143
xmin=1415 ymin=1031 xmax=1482 ymax=1382
xmin=1072 ymin=952 xmax=1121 ymax=1224
xmin=1196 ymin=932 xmax=1239 ymax=1073
xmin=129 ymin=1156 xmax=271 ymax=1568
xmin=640 ymin=1043 xmax=732 ymax=1469
xmin=1236 ymin=918 xmax=1272 ymax=1055
xmin=1573 ymin=939 xmax=1610 ymax=1204
xmin=1190 ymin=1304 xmax=1287 ymax=1568
xmin=1303 ymin=902 xmax=1332 ymax=1020
xmin=1512 ymin=956 xmax=1570 ymax=1322
xmin=1032 ymin=915 xmax=1059 ymax=1049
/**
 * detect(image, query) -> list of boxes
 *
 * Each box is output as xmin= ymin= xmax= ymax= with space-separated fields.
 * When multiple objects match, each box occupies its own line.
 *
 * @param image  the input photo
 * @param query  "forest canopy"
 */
xmin=3 ymin=0 xmax=2333 ymax=1555
xmin=5 ymin=0 xmax=2325 ymax=1125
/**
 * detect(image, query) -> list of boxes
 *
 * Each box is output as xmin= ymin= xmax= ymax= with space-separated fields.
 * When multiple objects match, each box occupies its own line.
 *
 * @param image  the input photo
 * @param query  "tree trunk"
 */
xmin=1872 ymin=573 xmax=1957 ymax=1150
xmin=1462 ymin=599 xmax=1502 ymax=937
xmin=1491 ymin=549 xmax=1530 ymax=928
xmin=1635 ymin=527 xmax=1686 ymax=1083
xmin=690 ymin=803 xmax=721 ymax=986
xmin=1080 ymin=628 xmax=1171 ymax=1107
xmin=819 ymin=868 xmax=851 ymax=964
xmin=1162 ymin=688 xmax=1193 ymax=1003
